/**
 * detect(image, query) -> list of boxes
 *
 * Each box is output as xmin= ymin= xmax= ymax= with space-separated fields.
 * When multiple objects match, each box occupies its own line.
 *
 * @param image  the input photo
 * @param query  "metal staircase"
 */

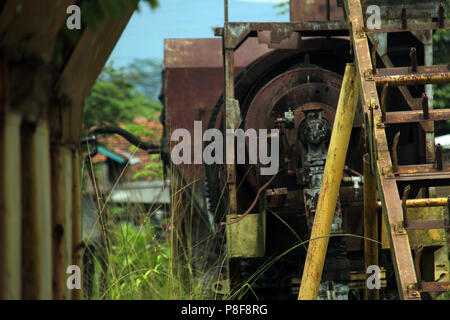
xmin=345 ymin=0 xmax=450 ymax=300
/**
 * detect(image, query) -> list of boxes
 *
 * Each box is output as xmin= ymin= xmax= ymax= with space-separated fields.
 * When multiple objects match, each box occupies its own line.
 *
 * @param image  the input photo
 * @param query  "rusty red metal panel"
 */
xmin=290 ymin=0 xmax=345 ymax=22
xmin=163 ymin=38 xmax=271 ymax=183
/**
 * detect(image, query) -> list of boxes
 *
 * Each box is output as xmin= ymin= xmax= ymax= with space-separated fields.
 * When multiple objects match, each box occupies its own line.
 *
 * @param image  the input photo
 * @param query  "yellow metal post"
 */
xmin=298 ymin=63 xmax=359 ymax=300
xmin=363 ymin=153 xmax=379 ymax=300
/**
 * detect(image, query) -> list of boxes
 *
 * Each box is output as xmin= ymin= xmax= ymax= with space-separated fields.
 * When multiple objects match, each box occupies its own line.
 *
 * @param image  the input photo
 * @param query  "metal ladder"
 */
xmin=345 ymin=0 xmax=450 ymax=300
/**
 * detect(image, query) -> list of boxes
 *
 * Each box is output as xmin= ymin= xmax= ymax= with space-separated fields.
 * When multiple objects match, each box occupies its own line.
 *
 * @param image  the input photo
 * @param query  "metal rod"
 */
xmin=401 ymin=185 xmax=411 ymax=228
xmin=436 ymin=144 xmax=443 ymax=171
xmin=373 ymin=72 xmax=450 ymax=86
xmin=298 ymin=63 xmax=359 ymax=300
xmin=371 ymin=38 xmax=379 ymax=75
xmin=421 ymin=93 xmax=429 ymax=120
xmin=380 ymin=83 xmax=388 ymax=122
xmin=225 ymin=0 xmax=229 ymax=24
xmin=392 ymin=132 xmax=400 ymax=173
xmin=406 ymin=197 xmax=448 ymax=208
xmin=401 ymin=6 xmax=407 ymax=30
xmin=410 ymin=47 xmax=417 ymax=73
xmin=363 ymin=154 xmax=379 ymax=300
xmin=413 ymin=246 xmax=423 ymax=291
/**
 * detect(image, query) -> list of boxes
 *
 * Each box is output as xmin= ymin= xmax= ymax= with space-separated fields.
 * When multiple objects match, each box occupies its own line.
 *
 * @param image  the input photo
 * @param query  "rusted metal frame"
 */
xmin=378 ymin=54 xmax=433 ymax=134
xmin=419 ymin=281 xmax=450 ymax=292
xmin=364 ymin=153 xmax=379 ymax=300
xmin=405 ymin=220 xmax=449 ymax=230
xmin=345 ymin=0 xmax=420 ymax=300
xmin=218 ymin=21 xmax=349 ymax=50
xmin=222 ymin=1 xmax=241 ymax=218
xmin=391 ymin=172 xmax=450 ymax=183
xmin=0 ymin=112 xmax=22 ymax=299
xmin=366 ymin=21 xmax=450 ymax=34
xmin=395 ymin=163 xmax=450 ymax=175
xmin=413 ymin=245 xmax=450 ymax=293
xmin=370 ymin=65 xmax=450 ymax=86
xmin=385 ymin=109 xmax=450 ymax=124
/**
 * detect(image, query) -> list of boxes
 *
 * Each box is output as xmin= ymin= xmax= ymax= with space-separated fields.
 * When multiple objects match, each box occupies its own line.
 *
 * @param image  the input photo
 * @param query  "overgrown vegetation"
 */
xmin=81 ymin=2 xmax=450 ymax=301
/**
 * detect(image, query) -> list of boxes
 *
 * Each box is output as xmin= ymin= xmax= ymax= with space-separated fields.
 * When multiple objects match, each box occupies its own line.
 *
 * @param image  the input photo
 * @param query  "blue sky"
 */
xmin=108 ymin=0 xmax=289 ymax=66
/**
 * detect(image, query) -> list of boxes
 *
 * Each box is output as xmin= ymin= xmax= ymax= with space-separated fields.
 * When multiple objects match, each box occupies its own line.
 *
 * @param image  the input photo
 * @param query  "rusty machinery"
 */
xmin=160 ymin=0 xmax=450 ymax=300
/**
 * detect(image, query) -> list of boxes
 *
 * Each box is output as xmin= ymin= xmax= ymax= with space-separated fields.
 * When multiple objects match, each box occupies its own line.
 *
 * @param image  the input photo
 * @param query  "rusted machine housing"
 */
xmin=160 ymin=0 xmax=449 ymax=299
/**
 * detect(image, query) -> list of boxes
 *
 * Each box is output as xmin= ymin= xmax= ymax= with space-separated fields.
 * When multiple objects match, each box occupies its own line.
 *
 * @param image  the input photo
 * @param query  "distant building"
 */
xmin=82 ymin=117 xmax=169 ymax=243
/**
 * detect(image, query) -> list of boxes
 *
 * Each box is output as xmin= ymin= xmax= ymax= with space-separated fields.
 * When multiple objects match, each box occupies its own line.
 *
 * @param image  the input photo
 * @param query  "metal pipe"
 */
xmin=405 ymin=197 xmax=448 ymax=208
xmin=373 ymin=72 xmax=450 ymax=86
xmin=363 ymin=154 xmax=379 ymax=300
xmin=298 ymin=63 xmax=359 ymax=300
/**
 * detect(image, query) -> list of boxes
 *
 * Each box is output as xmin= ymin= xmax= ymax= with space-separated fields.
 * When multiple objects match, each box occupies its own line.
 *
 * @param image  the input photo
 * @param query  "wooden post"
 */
xmin=51 ymin=145 xmax=73 ymax=299
xmin=71 ymin=150 xmax=83 ymax=300
xmin=0 ymin=112 xmax=22 ymax=299
xmin=21 ymin=119 xmax=53 ymax=299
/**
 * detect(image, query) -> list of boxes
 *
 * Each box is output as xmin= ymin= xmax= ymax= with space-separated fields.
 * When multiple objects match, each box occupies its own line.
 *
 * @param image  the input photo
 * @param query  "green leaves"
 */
xmin=433 ymin=29 xmax=450 ymax=136
xmin=84 ymin=61 xmax=162 ymax=129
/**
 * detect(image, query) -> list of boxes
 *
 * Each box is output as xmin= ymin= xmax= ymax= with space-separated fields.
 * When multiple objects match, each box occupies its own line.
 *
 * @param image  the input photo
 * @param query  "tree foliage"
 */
xmin=84 ymin=62 xmax=162 ymax=129
xmin=127 ymin=59 xmax=163 ymax=103
xmin=433 ymin=29 xmax=450 ymax=136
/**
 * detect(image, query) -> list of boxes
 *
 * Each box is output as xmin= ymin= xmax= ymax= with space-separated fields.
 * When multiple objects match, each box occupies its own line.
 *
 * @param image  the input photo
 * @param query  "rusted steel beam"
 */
xmin=395 ymin=163 xmax=450 ymax=175
xmin=298 ymin=63 xmax=359 ymax=300
xmin=392 ymin=170 xmax=450 ymax=183
xmin=371 ymin=65 xmax=450 ymax=86
xmin=385 ymin=109 xmax=450 ymax=124
xmin=21 ymin=120 xmax=53 ymax=300
xmin=363 ymin=154 xmax=379 ymax=300
xmin=345 ymin=0 xmax=420 ymax=300
xmin=419 ymin=281 xmax=450 ymax=292
xmin=0 ymin=112 xmax=22 ymax=299
xmin=405 ymin=220 xmax=448 ymax=230
xmin=224 ymin=55 xmax=239 ymax=215
xmin=367 ymin=22 xmax=450 ymax=34
xmin=217 ymin=21 xmax=349 ymax=50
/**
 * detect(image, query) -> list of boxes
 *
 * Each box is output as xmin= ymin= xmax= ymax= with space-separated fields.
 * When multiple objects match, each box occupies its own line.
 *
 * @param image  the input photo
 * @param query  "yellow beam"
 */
xmin=363 ymin=154 xmax=379 ymax=300
xmin=298 ymin=63 xmax=359 ymax=300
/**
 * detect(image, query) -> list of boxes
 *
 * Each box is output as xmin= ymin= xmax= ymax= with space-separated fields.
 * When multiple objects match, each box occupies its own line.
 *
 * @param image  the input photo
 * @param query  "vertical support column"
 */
xmin=363 ymin=153 xmax=379 ymax=300
xmin=21 ymin=119 xmax=53 ymax=299
xmin=223 ymin=0 xmax=240 ymax=215
xmin=0 ymin=112 xmax=22 ymax=299
xmin=298 ymin=63 xmax=359 ymax=300
xmin=51 ymin=145 xmax=73 ymax=299
xmin=71 ymin=150 xmax=83 ymax=300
